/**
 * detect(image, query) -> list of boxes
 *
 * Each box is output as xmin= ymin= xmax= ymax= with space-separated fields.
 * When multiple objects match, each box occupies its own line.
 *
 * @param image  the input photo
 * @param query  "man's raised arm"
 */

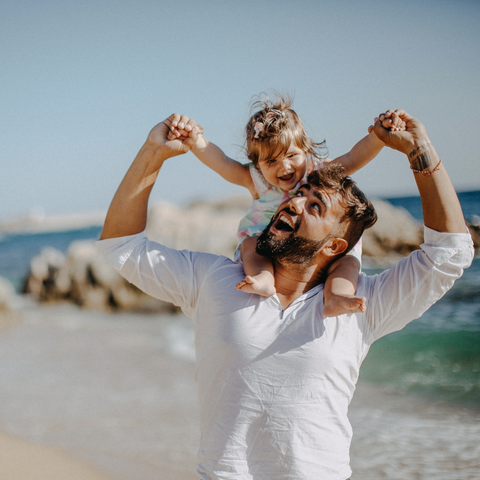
xmin=372 ymin=110 xmax=466 ymax=234
xmin=100 ymin=115 xmax=202 ymax=240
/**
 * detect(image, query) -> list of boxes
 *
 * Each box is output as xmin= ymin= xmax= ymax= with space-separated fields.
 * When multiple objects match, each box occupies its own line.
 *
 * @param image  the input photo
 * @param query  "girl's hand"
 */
xmin=368 ymin=109 xmax=406 ymax=134
xmin=369 ymin=109 xmax=430 ymax=156
xmin=167 ymin=113 xmax=206 ymax=150
xmin=145 ymin=114 xmax=204 ymax=158
xmin=381 ymin=110 xmax=407 ymax=131
xmin=167 ymin=113 xmax=202 ymax=140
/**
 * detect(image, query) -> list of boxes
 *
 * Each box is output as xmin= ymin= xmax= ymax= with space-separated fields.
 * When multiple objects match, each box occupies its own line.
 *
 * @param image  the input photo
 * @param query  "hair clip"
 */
xmin=254 ymin=121 xmax=264 ymax=139
xmin=270 ymin=109 xmax=285 ymax=117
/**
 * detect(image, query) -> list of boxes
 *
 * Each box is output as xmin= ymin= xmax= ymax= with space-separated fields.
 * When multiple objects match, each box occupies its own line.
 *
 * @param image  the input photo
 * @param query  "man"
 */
xmin=97 ymin=110 xmax=474 ymax=480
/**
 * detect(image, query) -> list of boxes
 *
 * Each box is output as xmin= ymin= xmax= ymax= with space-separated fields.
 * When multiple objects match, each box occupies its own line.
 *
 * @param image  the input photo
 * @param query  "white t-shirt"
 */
xmin=97 ymin=227 xmax=473 ymax=480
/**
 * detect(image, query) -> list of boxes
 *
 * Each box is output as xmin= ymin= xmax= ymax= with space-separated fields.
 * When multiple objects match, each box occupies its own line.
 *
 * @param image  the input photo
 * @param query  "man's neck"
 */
xmin=273 ymin=259 xmax=329 ymax=309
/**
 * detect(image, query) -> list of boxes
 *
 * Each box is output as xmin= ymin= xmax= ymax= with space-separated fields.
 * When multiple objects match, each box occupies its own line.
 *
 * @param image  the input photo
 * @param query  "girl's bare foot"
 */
xmin=323 ymin=294 xmax=367 ymax=317
xmin=236 ymin=272 xmax=276 ymax=297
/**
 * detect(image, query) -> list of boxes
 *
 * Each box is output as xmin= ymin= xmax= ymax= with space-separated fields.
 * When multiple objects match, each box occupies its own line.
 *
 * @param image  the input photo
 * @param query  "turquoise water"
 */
xmin=361 ymin=258 xmax=480 ymax=410
xmin=0 ymin=190 xmax=479 ymax=410
xmin=358 ymin=189 xmax=480 ymax=410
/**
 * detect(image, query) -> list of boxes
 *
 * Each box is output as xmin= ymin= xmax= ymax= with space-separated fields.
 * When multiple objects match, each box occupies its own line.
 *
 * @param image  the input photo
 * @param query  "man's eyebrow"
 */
xmin=298 ymin=184 xmax=328 ymax=211
xmin=313 ymin=190 xmax=328 ymax=211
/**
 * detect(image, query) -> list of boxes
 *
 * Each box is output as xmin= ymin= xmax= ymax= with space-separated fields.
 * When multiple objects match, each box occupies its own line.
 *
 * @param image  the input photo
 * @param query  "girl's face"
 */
xmin=258 ymin=142 xmax=307 ymax=191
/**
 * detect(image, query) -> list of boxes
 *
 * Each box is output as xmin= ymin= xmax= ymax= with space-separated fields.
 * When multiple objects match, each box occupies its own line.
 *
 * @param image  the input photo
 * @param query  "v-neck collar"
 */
xmin=270 ymin=283 xmax=324 ymax=312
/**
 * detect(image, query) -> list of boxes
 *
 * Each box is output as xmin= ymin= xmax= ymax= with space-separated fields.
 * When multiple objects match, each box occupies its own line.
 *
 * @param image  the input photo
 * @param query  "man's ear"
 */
xmin=321 ymin=237 xmax=348 ymax=257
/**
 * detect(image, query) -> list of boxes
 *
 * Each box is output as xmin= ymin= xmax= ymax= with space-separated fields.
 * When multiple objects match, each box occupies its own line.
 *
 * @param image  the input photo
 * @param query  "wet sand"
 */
xmin=0 ymin=432 xmax=115 ymax=480
xmin=0 ymin=300 xmax=479 ymax=480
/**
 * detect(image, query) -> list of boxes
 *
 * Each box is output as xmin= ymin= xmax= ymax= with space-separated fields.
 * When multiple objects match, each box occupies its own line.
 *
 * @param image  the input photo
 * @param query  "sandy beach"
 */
xmin=0 ymin=300 xmax=200 ymax=480
xmin=0 ymin=299 xmax=479 ymax=480
xmin=0 ymin=431 xmax=115 ymax=480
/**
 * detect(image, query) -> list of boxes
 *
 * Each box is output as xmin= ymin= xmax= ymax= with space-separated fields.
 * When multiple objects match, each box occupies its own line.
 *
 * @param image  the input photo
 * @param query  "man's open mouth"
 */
xmin=272 ymin=212 xmax=295 ymax=232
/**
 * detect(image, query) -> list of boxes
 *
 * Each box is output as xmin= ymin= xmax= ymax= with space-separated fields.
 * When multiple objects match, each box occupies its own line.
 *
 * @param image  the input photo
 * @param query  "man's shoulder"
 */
xmin=97 ymin=231 xmax=241 ymax=273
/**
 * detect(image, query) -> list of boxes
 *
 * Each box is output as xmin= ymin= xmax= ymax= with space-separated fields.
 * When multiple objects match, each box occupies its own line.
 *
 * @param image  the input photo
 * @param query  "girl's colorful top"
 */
xmin=235 ymin=156 xmax=362 ymax=263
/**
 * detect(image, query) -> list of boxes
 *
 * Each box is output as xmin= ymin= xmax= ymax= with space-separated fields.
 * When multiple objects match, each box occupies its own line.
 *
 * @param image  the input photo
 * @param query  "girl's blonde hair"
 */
xmin=245 ymin=94 xmax=328 ymax=167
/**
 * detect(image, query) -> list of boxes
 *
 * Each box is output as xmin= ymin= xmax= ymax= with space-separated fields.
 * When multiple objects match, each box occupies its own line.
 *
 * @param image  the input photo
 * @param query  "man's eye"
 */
xmin=312 ymin=203 xmax=320 ymax=212
xmin=295 ymin=190 xmax=303 ymax=197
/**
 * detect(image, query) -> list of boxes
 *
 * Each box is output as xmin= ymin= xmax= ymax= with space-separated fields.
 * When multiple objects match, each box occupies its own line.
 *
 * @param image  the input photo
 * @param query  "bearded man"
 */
xmin=97 ymin=109 xmax=473 ymax=480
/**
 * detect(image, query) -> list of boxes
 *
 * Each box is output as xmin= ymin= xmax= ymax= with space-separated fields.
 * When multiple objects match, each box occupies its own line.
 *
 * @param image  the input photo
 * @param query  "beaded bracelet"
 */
xmin=410 ymin=159 xmax=442 ymax=176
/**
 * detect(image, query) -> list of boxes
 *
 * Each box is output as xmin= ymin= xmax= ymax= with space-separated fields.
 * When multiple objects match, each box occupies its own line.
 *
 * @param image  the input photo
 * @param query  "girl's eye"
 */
xmin=267 ymin=159 xmax=276 ymax=165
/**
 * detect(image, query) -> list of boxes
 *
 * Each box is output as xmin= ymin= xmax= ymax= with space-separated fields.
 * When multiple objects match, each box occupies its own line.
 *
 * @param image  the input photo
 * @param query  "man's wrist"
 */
xmin=407 ymin=140 xmax=436 ymax=172
xmin=138 ymin=142 xmax=171 ymax=172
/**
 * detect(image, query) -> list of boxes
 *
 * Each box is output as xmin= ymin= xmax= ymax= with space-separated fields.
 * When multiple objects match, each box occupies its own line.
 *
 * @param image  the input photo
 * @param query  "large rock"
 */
xmin=23 ymin=241 xmax=175 ymax=313
xmin=145 ymin=198 xmax=249 ymax=257
xmin=362 ymin=199 xmax=423 ymax=266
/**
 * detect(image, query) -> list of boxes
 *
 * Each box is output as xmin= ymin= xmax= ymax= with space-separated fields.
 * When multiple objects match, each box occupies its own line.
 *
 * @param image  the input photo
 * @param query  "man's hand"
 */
xmin=369 ymin=109 xmax=430 ymax=157
xmin=100 ymin=114 xmax=203 ymax=240
xmin=146 ymin=113 xmax=204 ymax=159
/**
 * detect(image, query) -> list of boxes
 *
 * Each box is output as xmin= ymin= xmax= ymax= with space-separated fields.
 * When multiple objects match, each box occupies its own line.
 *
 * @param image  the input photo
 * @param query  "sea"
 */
xmin=0 ymin=191 xmax=480 ymax=480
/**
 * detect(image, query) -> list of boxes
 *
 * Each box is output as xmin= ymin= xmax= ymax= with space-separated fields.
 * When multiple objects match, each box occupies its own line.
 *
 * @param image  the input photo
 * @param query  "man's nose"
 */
xmin=289 ymin=195 xmax=306 ymax=213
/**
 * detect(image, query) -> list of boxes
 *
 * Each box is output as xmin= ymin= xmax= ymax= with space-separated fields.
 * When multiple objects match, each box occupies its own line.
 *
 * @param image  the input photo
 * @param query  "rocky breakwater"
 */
xmin=22 ymin=198 xmax=249 ymax=312
xmin=22 ymin=197 xmax=478 ymax=311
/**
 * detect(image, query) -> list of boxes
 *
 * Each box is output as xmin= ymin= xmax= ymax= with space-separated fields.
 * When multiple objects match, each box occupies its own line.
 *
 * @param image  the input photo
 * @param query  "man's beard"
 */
xmin=255 ymin=216 xmax=330 ymax=265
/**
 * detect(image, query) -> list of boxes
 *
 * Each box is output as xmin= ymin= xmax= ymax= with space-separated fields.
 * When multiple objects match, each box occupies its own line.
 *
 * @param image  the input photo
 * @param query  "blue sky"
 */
xmin=2 ymin=0 xmax=479 ymax=220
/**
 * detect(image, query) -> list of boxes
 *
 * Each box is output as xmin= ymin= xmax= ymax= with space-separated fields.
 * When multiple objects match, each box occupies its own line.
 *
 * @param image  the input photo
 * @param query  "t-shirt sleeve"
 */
xmin=358 ymin=226 xmax=474 ymax=342
xmin=96 ymin=232 xmax=220 ymax=317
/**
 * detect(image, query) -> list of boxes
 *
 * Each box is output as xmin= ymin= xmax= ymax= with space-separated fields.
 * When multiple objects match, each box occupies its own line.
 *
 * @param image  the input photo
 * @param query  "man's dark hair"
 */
xmin=307 ymin=164 xmax=377 ymax=254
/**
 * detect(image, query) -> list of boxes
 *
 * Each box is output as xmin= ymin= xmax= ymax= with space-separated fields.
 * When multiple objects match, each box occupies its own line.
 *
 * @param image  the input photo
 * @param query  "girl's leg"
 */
xmin=323 ymin=255 xmax=366 ymax=317
xmin=235 ymin=237 xmax=276 ymax=297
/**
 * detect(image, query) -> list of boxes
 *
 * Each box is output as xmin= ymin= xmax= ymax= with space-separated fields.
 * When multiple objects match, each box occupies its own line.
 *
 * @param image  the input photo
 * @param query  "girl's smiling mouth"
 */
xmin=278 ymin=172 xmax=295 ymax=183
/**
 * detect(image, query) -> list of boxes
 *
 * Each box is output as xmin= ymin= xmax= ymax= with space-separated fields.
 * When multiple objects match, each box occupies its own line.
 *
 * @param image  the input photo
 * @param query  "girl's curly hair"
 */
xmin=245 ymin=94 xmax=328 ymax=167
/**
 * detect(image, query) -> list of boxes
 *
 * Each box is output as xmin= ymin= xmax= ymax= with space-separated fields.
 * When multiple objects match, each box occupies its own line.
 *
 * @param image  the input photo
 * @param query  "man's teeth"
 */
xmin=276 ymin=213 xmax=294 ymax=231
xmin=280 ymin=213 xmax=294 ymax=228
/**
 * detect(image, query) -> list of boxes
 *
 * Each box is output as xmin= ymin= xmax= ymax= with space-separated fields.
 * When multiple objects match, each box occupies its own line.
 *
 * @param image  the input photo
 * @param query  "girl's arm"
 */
xmin=192 ymin=135 xmax=259 ymax=199
xmin=331 ymin=115 xmax=405 ymax=175
xmin=330 ymin=130 xmax=384 ymax=176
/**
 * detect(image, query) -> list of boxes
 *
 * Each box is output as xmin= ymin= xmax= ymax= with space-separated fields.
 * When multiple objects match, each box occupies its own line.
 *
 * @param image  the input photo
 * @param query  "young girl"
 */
xmin=168 ymin=95 xmax=403 ymax=316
